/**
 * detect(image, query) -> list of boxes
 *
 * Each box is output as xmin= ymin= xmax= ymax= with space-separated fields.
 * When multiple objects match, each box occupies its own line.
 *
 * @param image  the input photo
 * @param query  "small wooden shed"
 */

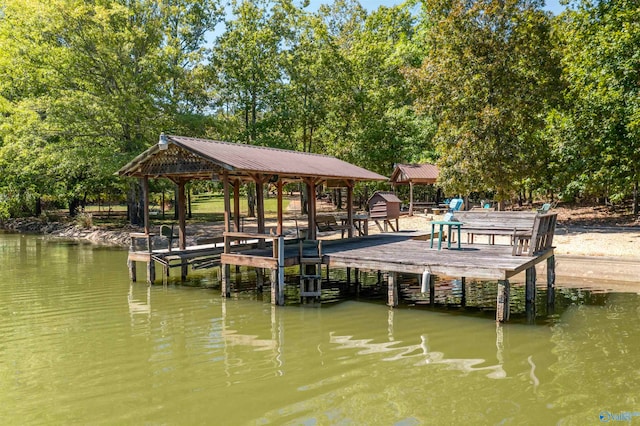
xmin=368 ymin=191 xmax=401 ymax=232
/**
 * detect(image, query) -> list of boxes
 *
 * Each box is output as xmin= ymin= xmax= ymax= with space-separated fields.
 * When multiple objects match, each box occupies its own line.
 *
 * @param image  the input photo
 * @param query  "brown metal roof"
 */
xmin=117 ymin=135 xmax=387 ymax=183
xmin=390 ymin=163 xmax=439 ymax=185
xmin=368 ymin=191 xmax=402 ymax=203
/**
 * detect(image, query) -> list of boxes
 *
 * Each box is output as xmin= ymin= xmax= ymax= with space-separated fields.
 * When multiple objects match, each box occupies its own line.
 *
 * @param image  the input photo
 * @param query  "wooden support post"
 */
xmin=547 ymin=255 xmax=556 ymax=315
xmin=222 ymin=264 xmax=230 ymax=298
xmin=496 ymin=279 xmax=510 ymax=322
xmin=277 ymin=235 xmax=285 ymax=305
xmin=142 ymin=176 xmax=150 ymax=234
xmin=177 ymin=179 xmax=187 ymax=251
xmin=147 ymin=258 xmax=155 ymax=284
xmin=253 ymin=175 xmax=267 ymax=288
xmin=429 ymin=274 xmax=435 ymax=307
xmin=409 ymin=181 xmax=414 ymax=216
xmin=526 ymin=266 xmax=537 ymax=323
xmin=276 ymin=179 xmax=283 ymax=236
xmin=271 ymin=268 xmax=278 ymax=305
xmin=233 ymin=179 xmax=241 ymax=232
xmin=387 ymin=271 xmax=398 ymax=307
xmin=222 ymin=171 xmax=231 ymax=298
xmin=346 ymin=181 xmax=354 ymax=238
xmin=305 ymin=178 xmax=318 ymax=240
xmin=460 ymin=277 xmax=466 ymax=307
xmin=256 ymin=268 xmax=264 ymax=292
xmin=254 ymin=174 xmax=266 ymax=242
xmin=163 ymin=263 xmax=169 ymax=285
xmin=346 ymin=267 xmax=351 ymax=286
xmin=128 ymin=259 xmax=137 ymax=282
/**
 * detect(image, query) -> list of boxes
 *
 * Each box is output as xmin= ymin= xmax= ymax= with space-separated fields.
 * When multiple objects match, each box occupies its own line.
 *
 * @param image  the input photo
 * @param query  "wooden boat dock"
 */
xmin=213 ymin=231 xmax=556 ymax=322
xmin=119 ymin=134 xmax=556 ymax=323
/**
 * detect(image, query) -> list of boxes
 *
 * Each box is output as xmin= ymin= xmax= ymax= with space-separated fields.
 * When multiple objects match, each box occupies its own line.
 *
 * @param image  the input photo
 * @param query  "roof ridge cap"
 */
xmin=168 ymin=135 xmax=335 ymax=159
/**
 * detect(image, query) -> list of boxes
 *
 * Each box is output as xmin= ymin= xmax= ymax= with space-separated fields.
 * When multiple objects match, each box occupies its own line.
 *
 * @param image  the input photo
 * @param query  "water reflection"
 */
xmin=1 ymin=233 xmax=639 ymax=424
xmin=330 ymin=319 xmax=508 ymax=380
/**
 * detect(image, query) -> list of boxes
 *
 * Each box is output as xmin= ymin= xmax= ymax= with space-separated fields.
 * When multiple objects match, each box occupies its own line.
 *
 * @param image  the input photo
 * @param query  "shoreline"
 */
xmin=2 ymin=216 xmax=638 ymax=283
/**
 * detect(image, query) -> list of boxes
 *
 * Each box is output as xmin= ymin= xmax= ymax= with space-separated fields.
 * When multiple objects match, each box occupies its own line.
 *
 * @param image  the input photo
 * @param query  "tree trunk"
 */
xmin=69 ymin=197 xmax=81 ymax=217
xmin=127 ymin=180 xmax=144 ymax=226
xmin=633 ymin=180 xmax=639 ymax=217
xmin=35 ymin=197 xmax=42 ymax=217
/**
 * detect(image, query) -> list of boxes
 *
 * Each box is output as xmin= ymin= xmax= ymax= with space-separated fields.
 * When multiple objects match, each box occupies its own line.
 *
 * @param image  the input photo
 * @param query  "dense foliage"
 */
xmin=0 ymin=0 xmax=637 ymax=219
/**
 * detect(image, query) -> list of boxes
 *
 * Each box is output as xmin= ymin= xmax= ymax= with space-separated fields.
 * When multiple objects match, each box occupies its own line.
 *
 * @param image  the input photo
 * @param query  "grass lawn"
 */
xmin=190 ymin=193 xmax=290 ymax=217
xmin=76 ymin=192 xmax=293 ymax=226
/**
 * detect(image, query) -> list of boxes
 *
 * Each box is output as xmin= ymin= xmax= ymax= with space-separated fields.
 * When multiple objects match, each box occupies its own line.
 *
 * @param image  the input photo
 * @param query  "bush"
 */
xmin=75 ymin=212 xmax=93 ymax=228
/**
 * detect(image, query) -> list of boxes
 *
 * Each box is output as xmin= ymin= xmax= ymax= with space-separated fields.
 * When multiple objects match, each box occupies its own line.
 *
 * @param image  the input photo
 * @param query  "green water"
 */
xmin=1 ymin=233 xmax=639 ymax=425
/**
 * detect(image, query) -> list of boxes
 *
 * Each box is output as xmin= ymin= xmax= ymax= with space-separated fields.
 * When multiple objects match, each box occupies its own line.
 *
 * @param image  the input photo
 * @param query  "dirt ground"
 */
xmin=243 ymin=203 xmax=640 ymax=259
xmin=392 ymin=204 xmax=640 ymax=259
xmin=5 ymin=201 xmax=638 ymax=259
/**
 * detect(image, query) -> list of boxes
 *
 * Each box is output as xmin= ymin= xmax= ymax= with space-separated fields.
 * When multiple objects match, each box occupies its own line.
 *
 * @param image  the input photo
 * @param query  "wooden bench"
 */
xmin=453 ymin=211 xmax=557 ymax=255
xmin=315 ymin=214 xmax=351 ymax=238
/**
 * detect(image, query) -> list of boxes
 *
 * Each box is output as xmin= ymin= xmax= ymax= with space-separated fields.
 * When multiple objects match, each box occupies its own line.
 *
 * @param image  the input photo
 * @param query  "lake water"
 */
xmin=1 ymin=233 xmax=639 ymax=425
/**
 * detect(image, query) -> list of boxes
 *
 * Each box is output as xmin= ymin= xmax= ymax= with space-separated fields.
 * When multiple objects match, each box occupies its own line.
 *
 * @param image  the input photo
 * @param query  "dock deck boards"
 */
xmin=233 ymin=233 xmax=553 ymax=281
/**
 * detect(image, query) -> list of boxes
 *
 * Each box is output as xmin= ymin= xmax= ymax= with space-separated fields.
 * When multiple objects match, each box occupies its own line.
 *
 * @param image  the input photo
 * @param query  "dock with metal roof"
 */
xmin=118 ymin=134 xmax=556 ymax=322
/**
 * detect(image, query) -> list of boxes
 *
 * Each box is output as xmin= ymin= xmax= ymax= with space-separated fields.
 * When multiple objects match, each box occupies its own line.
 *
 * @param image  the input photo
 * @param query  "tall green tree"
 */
xmin=0 ymin=0 xmax=221 ymax=217
xmin=557 ymin=0 xmax=640 ymax=214
xmin=318 ymin=1 xmax=429 ymax=176
xmin=210 ymin=0 xmax=287 ymax=146
xmin=406 ymin=0 xmax=561 ymax=205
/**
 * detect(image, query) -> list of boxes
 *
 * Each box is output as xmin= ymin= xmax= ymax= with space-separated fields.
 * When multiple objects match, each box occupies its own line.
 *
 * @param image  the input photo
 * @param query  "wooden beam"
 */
xmin=346 ymin=180 xmax=354 ymax=238
xmin=221 ymin=254 xmax=278 ymax=269
xmin=142 ymin=177 xmax=150 ymax=234
xmin=409 ymin=181 xmax=414 ymax=216
xmin=306 ymin=179 xmax=317 ymax=240
xmin=276 ymin=179 xmax=283 ymax=236
xmin=233 ymin=179 xmax=241 ymax=232
xmin=388 ymin=271 xmax=398 ymax=307
xmin=526 ymin=266 xmax=536 ymax=323
xmin=547 ymin=255 xmax=555 ymax=315
xmin=496 ymin=279 xmax=510 ymax=322
xmin=254 ymin=174 xmax=266 ymax=237
xmin=177 ymin=179 xmax=187 ymax=250
xmin=222 ymin=171 xmax=231 ymax=298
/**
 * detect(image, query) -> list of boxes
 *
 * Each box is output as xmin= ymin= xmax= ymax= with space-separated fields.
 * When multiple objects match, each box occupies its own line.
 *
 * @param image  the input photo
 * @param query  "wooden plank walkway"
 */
xmin=320 ymin=233 xmax=554 ymax=280
xmin=129 ymin=232 xmax=555 ymax=322
xmin=224 ymin=232 xmax=555 ymax=322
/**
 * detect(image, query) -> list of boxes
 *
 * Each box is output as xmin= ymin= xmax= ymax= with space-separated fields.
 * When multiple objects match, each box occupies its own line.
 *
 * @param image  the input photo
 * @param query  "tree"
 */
xmin=0 ymin=0 xmax=222 ymax=218
xmin=557 ymin=0 xmax=640 ymax=214
xmin=406 ymin=0 xmax=561 ymax=206
xmin=315 ymin=1 xmax=429 ymax=177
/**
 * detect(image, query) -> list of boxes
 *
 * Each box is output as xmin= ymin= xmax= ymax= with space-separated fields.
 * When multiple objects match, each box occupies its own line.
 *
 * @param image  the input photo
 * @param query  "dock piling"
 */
xmin=387 ymin=272 xmax=398 ymax=307
xmin=496 ymin=279 xmax=510 ymax=322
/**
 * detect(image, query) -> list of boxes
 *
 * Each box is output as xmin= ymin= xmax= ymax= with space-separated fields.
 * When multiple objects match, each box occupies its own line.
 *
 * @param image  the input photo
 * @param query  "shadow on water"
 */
xmin=159 ymin=263 xmax=629 ymax=326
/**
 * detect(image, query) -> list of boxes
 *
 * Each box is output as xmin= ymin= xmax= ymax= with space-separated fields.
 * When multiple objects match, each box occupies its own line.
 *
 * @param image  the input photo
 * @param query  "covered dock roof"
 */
xmin=117 ymin=135 xmax=387 ymax=184
xmin=117 ymin=134 xmax=387 ymax=262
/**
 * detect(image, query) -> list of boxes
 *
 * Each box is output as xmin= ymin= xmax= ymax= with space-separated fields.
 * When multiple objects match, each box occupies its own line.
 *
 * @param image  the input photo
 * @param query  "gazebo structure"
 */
xmin=390 ymin=163 xmax=440 ymax=216
xmin=117 ymin=134 xmax=387 ymax=304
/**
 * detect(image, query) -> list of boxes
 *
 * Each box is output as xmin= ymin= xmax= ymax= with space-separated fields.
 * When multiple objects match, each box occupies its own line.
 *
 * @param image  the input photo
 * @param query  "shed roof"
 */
xmin=368 ymin=191 xmax=402 ymax=203
xmin=117 ymin=135 xmax=387 ymax=184
xmin=390 ymin=163 xmax=439 ymax=185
